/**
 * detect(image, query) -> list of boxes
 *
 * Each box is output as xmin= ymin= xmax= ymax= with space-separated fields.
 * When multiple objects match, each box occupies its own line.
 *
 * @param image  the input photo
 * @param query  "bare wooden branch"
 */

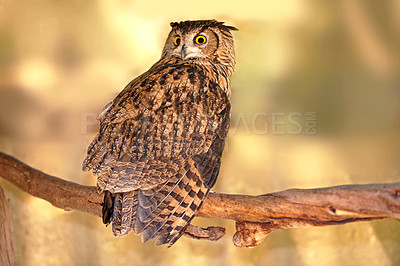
xmin=0 ymin=184 xmax=16 ymax=265
xmin=184 ymin=225 xmax=226 ymax=241
xmin=0 ymin=151 xmax=399 ymax=247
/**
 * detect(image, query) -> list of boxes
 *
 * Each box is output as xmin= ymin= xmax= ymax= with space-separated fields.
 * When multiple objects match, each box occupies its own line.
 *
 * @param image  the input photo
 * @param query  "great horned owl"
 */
xmin=83 ymin=20 xmax=237 ymax=246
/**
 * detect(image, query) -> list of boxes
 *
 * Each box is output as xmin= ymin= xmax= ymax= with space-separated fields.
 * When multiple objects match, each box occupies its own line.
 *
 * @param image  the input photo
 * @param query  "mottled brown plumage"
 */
xmin=83 ymin=19 xmax=236 ymax=246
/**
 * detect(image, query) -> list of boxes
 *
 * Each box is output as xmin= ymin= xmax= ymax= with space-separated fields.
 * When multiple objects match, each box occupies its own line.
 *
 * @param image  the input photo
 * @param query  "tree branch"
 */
xmin=0 ymin=184 xmax=16 ymax=265
xmin=0 ymin=151 xmax=399 ymax=247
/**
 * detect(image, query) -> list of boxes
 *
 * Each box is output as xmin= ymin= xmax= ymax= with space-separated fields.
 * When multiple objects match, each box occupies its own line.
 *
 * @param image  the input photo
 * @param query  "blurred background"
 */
xmin=0 ymin=0 xmax=399 ymax=265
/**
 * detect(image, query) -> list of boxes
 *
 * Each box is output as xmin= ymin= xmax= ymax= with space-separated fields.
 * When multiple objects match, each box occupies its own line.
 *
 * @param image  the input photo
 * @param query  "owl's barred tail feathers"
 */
xmin=102 ymin=159 xmax=210 ymax=247
xmin=107 ymin=191 xmax=138 ymax=236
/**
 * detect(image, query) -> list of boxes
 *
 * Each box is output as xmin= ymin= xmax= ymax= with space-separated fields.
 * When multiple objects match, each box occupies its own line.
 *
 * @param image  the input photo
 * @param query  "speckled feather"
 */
xmin=83 ymin=20 xmax=236 ymax=246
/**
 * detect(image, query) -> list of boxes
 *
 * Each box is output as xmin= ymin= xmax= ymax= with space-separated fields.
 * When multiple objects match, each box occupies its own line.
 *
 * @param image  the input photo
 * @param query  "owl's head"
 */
xmin=161 ymin=20 xmax=237 ymax=72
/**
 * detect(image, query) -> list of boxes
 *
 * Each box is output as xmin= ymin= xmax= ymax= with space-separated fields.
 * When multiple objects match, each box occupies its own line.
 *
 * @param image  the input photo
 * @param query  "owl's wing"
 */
xmin=133 ymin=111 xmax=230 ymax=246
xmin=83 ymin=60 xmax=230 ymax=194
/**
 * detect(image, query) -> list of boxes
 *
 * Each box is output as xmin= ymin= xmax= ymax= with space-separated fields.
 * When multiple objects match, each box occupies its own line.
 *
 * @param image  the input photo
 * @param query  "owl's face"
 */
xmin=162 ymin=27 xmax=219 ymax=61
xmin=161 ymin=20 xmax=237 ymax=70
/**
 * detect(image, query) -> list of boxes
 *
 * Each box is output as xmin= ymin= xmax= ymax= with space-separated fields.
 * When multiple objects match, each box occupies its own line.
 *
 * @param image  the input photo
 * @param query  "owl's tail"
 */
xmin=103 ymin=190 xmax=138 ymax=236
xmin=102 ymin=158 xmax=210 ymax=247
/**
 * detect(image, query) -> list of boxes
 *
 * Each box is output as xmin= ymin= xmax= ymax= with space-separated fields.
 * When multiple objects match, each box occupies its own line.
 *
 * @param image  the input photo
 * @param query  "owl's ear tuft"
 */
xmin=170 ymin=22 xmax=179 ymax=28
xmin=217 ymin=21 xmax=238 ymax=32
xmin=223 ymin=25 xmax=238 ymax=31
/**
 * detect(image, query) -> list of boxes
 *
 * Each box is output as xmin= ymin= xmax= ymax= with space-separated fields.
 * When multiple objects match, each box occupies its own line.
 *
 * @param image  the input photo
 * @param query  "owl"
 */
xmin=83 ymin=19 xmax=237 ymax=246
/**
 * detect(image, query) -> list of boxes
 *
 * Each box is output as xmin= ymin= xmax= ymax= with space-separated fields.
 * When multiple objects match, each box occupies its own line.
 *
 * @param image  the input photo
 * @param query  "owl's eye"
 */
xmin=194 ymin=35 xmax=207 ymax=45
xmin=173 ymin=36 xmax=181 ymax=46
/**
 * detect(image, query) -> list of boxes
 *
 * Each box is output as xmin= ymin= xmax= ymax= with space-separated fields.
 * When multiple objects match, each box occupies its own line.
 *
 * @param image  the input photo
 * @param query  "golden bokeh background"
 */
xmin=0 ymin=0 xmax=399 ymax=265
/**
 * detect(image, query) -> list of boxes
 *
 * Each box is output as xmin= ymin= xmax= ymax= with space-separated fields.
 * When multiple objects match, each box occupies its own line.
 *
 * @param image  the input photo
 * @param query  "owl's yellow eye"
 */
xmin=173 ymin=36 xmax=181 ymax=46
xmin=194 ymin=35 xmax=207 ymax=45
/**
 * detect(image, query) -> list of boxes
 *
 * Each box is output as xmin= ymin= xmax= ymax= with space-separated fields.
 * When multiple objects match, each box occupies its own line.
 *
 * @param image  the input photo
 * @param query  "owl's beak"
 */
xmin=180 ymin=45 xmax=198 ymax=61
xmin=180 ymin=45 xmax=188 ymax=60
